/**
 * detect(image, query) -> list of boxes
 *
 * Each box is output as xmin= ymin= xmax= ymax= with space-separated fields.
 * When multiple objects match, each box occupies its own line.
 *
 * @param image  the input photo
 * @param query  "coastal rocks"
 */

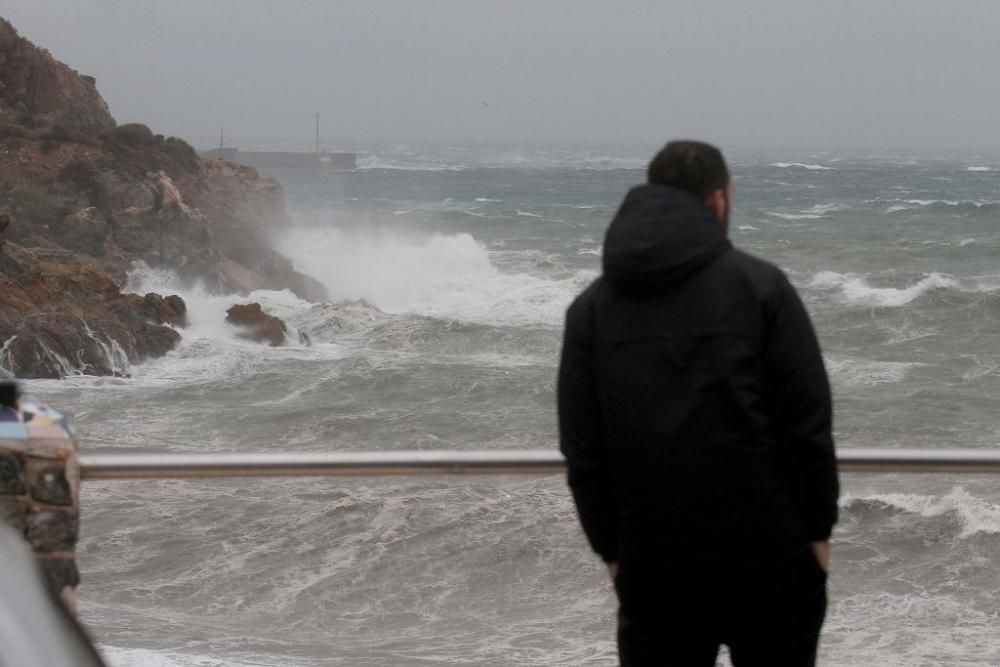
xmin=0 ymin=18 xmax=327 ymax=378
xmin=0 ymin=18 xmax=115 ymax=132
xmin=117 ymin=292 xmax=188 ymax=328
xmin=226 ymin=302 xmax=287 ymax=346
xmin=0 ymin=244 xmax=186 ymax=378
xmin=53 ymin=208 xmax=110 ymax=258
xmin=0 ymin=313 xmax=168 ymax=378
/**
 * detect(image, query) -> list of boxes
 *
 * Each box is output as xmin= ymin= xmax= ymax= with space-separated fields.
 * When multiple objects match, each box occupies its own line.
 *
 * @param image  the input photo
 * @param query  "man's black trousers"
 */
xmin=616 ymin=545 xmax=827 ymax=666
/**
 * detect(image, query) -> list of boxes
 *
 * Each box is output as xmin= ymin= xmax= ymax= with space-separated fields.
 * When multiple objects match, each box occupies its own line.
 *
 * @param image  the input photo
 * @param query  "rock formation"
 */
xmin=225 ymin=303 xmax=287 ymax=347
xmin=0 ymin=19 xmax=114 ymax=132
xmin=0 ymin=19 xmax=328 ymax=378
xmin=0 ymin=241 xmax=184 ymax=378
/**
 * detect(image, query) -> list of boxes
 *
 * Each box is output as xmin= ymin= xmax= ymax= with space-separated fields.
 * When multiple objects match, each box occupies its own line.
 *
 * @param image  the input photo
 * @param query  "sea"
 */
xmin=21 ymin=142 xmax=1000 ymax=666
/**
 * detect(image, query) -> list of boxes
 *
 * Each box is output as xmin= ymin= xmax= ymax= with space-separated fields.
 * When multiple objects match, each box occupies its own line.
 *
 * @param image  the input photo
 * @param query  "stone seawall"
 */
xmin=0 ymin=394 xmax=79 ymax=611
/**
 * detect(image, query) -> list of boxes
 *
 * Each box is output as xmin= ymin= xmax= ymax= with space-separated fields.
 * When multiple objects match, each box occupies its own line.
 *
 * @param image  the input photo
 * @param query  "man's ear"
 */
xmin=705 ymin=189 xmax=726 ymax=222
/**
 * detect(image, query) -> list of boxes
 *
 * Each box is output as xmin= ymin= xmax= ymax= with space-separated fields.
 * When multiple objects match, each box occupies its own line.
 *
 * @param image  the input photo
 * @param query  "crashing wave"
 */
xmin=809 ymin=271 xmax=961 ymax=307
xmin=769 ymin=162 xmax=835 ymax=171
xmin=842 ymin=487 xmax=1000 ymax=538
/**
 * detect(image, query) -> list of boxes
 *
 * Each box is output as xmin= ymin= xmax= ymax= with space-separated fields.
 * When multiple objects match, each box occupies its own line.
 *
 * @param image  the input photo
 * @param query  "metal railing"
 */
xmin=78 ymin=447 xmax=1000 ymax=480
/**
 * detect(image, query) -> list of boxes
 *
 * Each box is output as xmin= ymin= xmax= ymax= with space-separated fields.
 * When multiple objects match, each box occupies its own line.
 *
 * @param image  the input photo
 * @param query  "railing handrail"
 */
xmin=78 ymin=447 xmax=1000 ymax=480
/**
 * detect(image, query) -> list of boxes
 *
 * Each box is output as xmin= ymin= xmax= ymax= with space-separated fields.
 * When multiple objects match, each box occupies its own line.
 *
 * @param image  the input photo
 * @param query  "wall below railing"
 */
xmin=0 ymin=426 xmax=80 ymax=611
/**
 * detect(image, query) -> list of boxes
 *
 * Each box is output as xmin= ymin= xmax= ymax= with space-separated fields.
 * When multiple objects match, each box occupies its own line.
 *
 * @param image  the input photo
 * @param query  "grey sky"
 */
xmin=3 ymin=0 xmax=999 ymax=151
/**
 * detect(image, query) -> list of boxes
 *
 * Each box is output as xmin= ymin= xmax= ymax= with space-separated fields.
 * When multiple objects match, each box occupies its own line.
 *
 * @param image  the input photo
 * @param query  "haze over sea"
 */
xmin=26 ymin=142 xmax=1000 ymax=666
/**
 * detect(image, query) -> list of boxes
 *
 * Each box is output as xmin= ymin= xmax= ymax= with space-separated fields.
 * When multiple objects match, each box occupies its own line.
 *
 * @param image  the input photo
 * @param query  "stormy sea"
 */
xmin=25 ymin=143 xmax=1000 ymax=666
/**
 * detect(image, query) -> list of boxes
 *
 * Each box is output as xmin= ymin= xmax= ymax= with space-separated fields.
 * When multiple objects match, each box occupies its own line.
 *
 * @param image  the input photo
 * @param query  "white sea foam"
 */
xmin=279 ymin=227 xmax=595 ymax=326
xmin=966 ymin=166 xmax=993 ymax=172
xmin=826 ymin=357 xmax=923 ymax=387
xmin=125 ymin=264 xmax=312 ymax=345
xmin=101 ymin=645 xmax=292 ymax=667
xmin=766 ymin=212 xmax=822 ymax=220
xmin=843 ymin=487 xmax=1000 ymax=537
xmin=903 ymin=198 xmax=1000 ymax=208
xmin=809 ymin=271 xmax=959 ymax=307
xmin=805 ymin=202 xmax=850 ymax=215
xmin=769 ymin=162 xmax=834 ymax=170
xmin=99 ymin=264 xmax=347 ymax=386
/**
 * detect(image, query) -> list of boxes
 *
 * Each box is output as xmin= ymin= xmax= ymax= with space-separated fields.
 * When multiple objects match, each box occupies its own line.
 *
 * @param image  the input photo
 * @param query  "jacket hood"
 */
xmin=602 ymin=184 xmax=732 ymax=292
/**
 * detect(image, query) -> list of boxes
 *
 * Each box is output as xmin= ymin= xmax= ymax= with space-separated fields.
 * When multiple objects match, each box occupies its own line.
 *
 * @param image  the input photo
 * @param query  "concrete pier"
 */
xmin=201 ymin=148 xmax=356 ymax=170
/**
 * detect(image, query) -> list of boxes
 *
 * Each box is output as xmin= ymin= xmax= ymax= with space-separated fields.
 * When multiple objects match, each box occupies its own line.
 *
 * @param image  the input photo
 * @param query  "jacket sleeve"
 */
xmin=558 ymin=294 xmax=619 ymax=562
xmin=763 ymin=272 xmax=840 ymax=542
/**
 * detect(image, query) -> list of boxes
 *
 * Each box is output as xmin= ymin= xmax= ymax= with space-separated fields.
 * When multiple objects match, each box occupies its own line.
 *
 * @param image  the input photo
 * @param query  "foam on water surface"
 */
xmin=809 ymin=271 xmax=961 ymax=307
xmin=279 ymin=227 xmax=594 ymax=326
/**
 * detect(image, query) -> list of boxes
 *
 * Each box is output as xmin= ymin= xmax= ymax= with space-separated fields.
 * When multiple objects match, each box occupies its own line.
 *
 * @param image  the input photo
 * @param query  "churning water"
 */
xmin=25 ymin=143 xmax=1000 ymax=665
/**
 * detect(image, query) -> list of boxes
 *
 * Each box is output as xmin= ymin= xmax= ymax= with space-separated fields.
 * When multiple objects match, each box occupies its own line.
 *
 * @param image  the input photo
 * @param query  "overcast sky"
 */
xmin=3 ymin=0 xmax=999 ymax=151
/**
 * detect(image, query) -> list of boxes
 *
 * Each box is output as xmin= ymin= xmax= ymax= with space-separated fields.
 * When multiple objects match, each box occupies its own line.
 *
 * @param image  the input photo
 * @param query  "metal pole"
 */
xmin=78 ymin=448 xmax=1000 ymax=481
xmin=315 ymin=113 xmax=320 ymax=155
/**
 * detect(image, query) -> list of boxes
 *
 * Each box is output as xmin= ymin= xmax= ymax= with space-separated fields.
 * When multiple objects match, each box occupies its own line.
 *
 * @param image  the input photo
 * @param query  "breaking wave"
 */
xmin=809 ymin=271 xmax=961 ymax=307
xmin=770 ymin=162 xmax=835 ymax=171
xmin=885 ymin=198 xmax=1000 ymax=214
xmin=279 ymin=227 xmax=595 ymax=327
xmin=826 ymin=357 xmax=924 ymax=387
xmin=843 ymin=487 xmax=1000 ymax=538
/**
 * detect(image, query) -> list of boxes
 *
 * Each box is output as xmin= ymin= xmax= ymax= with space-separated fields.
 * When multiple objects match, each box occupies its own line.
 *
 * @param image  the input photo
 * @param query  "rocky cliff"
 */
xmin=0 ymin=19 xmax=114 ymax=133
xmin=0 ymin=19 xmax=326 ymax=378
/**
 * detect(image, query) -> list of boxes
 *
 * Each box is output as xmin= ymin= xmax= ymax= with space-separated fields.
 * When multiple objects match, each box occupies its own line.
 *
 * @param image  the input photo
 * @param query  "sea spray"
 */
xmin=278 ymin=227 xmax=596 ymax=326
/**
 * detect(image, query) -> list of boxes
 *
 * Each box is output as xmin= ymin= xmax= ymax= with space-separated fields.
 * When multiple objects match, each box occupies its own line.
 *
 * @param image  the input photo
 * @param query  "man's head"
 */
xmin=647 ymin=140 xmax=731 ymax=234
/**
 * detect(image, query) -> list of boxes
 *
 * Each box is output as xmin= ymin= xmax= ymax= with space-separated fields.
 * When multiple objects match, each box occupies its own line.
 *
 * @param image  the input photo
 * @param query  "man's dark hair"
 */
xmin=647 ymin=140 xmax=730 ymax=199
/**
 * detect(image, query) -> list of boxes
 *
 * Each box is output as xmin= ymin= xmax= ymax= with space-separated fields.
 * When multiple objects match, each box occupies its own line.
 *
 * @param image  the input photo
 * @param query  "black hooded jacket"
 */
xmin=558 ymin=184 xmax=838 ymax=571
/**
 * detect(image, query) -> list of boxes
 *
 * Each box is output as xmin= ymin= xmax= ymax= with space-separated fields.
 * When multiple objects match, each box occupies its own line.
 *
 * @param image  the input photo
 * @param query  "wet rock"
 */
xmin=0 ymin=452 xmax=25 ymax=495
xmin=26 ymin=509 xmax=78 ymax=551
xmin=0 ymin=497 xmax=26 ymax=531
xmin=30 ymin=465 xmax=72 ymax=506
xmin=226 ymin=302 xmax=287 ymax=346
xmin=113 ymin=292 xmax=188 ymax=328
xmin=0 ymin=311 xmax=181 ymax=378
xmin=0 ymin=243 xmax=184 ymax=378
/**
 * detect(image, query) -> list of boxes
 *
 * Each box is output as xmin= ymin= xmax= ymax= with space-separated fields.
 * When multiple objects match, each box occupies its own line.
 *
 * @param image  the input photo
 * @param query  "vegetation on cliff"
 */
xmin=0 ymin=19 xmax=324 ymax=378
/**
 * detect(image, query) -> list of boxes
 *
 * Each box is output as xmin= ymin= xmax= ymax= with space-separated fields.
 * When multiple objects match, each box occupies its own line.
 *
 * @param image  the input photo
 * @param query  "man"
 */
xmin=558 ymin=140 xmax=838 ymax=666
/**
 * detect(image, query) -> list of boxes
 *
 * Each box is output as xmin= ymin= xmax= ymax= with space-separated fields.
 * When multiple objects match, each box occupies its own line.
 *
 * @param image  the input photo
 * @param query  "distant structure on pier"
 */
xmin=200 ymin=114 xmax=356 ymax=170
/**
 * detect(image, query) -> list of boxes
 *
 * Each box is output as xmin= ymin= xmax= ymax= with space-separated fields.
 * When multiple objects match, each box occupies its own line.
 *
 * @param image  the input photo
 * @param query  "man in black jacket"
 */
xmin=558 ymin=140 xmax=838 ymax=666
